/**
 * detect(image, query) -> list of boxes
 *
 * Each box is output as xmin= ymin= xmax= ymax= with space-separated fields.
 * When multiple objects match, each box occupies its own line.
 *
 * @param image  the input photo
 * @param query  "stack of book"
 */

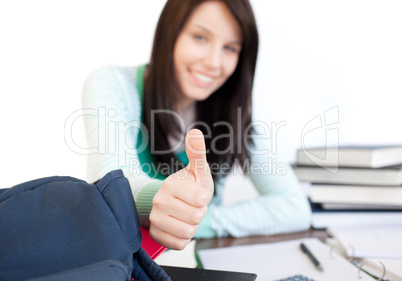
xmin=293 ymin=145 xmax=402 ymax=210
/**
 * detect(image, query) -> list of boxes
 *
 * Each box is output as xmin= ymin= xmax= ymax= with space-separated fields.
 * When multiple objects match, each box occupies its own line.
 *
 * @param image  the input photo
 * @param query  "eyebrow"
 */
xmin=192 ymin=24 xmax=242 ymax=45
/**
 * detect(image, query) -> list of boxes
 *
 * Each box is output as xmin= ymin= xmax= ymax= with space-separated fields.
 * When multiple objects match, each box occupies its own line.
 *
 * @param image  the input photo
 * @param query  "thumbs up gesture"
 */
xmin=149 ymin=129 xmax=214 ymax=250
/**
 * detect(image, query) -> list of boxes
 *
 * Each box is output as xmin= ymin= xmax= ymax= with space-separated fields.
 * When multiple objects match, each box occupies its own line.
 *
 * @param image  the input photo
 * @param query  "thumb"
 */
xmin=185 ymin=129 xmax=210 ymax=183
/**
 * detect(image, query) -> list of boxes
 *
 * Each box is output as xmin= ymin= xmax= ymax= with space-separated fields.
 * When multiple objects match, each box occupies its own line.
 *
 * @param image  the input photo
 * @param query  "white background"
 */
xmin=1 ymin=0 xmax=401 ymax=188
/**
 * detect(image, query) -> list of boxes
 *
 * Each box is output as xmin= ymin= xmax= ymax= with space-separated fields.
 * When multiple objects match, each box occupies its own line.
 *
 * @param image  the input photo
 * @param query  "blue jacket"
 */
xmin=0 ymin=170 xmax=170 ymax=281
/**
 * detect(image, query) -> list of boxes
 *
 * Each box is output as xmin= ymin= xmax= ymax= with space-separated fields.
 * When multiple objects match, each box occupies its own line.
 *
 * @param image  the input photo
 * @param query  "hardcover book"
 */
xmin=293 ymin=164 xmax=402 ymax=186
xmin=309 ymin=184 xmax=402 ymax=207
xmin=296 ymin=145 xmax=402 ymax=168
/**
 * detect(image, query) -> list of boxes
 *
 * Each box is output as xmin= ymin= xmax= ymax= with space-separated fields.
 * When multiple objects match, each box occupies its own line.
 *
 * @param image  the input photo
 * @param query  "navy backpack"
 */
xmin=0 ymin=169 xmax=171 ymax=281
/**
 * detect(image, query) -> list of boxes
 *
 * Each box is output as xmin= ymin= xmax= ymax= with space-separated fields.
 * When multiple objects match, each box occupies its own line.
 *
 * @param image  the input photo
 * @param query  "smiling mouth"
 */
xmin=191 ymin=70 xmax=213 ymax=84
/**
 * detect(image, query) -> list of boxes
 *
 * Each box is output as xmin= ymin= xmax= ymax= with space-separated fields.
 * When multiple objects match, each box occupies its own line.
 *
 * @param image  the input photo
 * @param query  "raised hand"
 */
xmin=149 ymin=129 xmax=214 ymax=250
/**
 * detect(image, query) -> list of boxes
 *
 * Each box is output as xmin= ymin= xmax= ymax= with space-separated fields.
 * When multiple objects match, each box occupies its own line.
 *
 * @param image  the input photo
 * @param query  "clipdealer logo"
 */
xmin=300 ymin=106 xmax=339 ymax=173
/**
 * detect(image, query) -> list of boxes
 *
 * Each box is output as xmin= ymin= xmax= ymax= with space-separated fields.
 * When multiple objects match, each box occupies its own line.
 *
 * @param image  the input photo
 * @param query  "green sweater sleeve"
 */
xmin=82 ymin=65 xmax=163 ymax=227
xmin=195 ymin=132 xmax=312 ymax=238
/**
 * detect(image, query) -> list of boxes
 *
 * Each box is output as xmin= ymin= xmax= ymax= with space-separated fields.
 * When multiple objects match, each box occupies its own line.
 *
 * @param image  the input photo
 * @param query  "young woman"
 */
xmin=82 ymin=0 xmax=311 ymax=250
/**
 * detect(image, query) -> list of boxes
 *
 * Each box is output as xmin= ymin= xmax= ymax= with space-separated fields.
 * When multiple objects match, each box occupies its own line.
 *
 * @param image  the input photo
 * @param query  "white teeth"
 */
xmin=192 ymin=71 xmax=213 ymax=83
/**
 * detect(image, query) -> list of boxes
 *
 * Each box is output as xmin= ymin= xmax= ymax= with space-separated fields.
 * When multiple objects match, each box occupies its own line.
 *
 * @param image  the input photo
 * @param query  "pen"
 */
xmin=300 ymin=242 xmax=323 ymax=272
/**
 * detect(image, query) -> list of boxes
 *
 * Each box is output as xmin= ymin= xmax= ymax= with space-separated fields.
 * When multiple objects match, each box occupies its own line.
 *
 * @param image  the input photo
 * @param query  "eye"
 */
xmin=193 ymin=34 xmax=206 ymax=42
xmin=224 ymin=45 xmax=237 ymax=53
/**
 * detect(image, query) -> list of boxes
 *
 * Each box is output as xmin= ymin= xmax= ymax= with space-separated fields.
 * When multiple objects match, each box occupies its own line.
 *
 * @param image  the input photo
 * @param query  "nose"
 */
xmin=203 ymin=44 xmax=221 ymax=70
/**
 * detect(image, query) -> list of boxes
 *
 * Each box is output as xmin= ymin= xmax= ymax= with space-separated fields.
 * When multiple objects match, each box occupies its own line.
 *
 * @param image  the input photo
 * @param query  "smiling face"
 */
xmin=173 ymin=1 xmax=242 ymax=109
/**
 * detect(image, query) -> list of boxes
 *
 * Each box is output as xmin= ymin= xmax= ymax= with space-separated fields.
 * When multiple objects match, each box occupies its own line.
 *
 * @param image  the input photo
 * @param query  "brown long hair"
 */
xmin=143 ymin=0 xmax=259 ymax=180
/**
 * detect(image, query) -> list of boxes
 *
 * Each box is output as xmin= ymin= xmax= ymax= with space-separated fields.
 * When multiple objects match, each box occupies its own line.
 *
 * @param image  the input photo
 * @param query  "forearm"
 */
xmin=195 ymin=150 xmax=312 ymax=238
xmin=196 ymin=189 xmax=311 ymax=238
